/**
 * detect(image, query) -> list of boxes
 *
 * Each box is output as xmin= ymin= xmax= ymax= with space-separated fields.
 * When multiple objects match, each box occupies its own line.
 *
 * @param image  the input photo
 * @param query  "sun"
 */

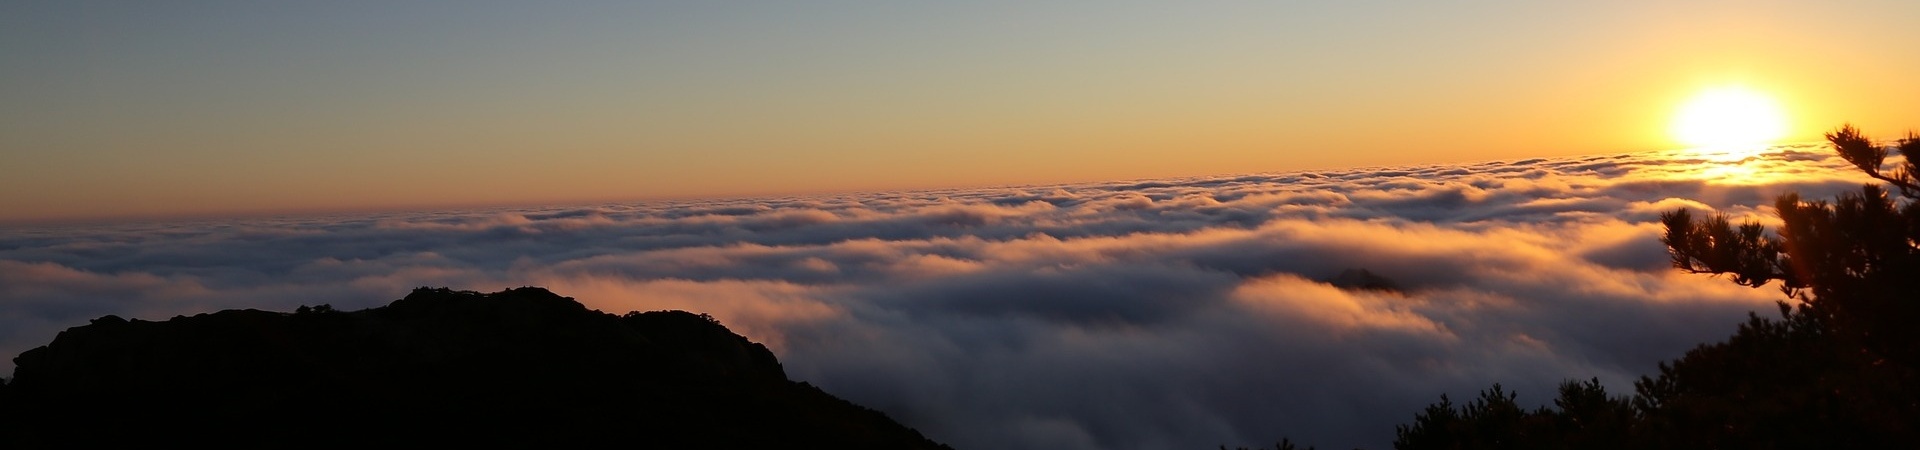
xmin=1671 ymin=87 xmax=1788 ymax=150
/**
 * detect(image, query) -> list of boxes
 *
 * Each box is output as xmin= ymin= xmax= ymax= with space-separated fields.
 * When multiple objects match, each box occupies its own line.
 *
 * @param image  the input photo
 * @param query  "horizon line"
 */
xmin=2 ymin=142 xmax=1822 ymax=228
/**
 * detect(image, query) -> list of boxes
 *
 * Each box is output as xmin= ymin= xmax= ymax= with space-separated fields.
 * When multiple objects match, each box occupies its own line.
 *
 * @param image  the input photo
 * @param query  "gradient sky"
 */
xmin=4 ymin=1 xmax=1918 ymax=222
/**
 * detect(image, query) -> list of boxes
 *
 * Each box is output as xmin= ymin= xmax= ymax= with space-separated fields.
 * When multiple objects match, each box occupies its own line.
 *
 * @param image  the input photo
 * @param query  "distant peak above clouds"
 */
xmin=1325 ymin=268 xmax=1402 ymax=292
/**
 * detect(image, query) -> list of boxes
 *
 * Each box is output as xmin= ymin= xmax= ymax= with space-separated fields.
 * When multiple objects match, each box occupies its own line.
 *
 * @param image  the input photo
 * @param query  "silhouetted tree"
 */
xmin=1391 ymin=380 xmax=1631 ymax=450
xmin=1395 ymin=393 xmax=1463 ymax=449
xmin=1548 ymin=378 xmax=1635 ymax=449
xmin=1662 ymin=125 xmax=1920 ymax=362
xmin=1625 ymin=301 xmax=1917 ymax=449
xmin=1647 ymin=125 xmax=1920 ymax=447
xmin=1388 ymin=125 xmax=1920 ymax=449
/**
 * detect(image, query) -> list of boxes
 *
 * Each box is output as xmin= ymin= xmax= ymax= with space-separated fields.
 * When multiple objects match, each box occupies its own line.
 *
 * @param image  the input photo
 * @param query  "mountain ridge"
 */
xmin=0 ymin=287 xmax=950 ymax=448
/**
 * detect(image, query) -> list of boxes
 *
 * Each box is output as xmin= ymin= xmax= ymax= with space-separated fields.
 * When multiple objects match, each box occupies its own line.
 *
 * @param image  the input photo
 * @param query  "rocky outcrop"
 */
xmin=0 ymin=287 xmax=949 ymax=449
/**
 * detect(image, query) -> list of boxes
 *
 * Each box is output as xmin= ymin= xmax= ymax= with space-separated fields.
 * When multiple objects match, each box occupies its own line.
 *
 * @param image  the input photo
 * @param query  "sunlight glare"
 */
xmin=1671 ymin=87 xmax=1788 ymax=150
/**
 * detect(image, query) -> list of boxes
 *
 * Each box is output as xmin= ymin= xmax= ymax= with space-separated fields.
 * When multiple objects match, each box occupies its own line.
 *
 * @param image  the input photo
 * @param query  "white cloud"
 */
xmin=0 ymin=146 xmax=1866 ymax=449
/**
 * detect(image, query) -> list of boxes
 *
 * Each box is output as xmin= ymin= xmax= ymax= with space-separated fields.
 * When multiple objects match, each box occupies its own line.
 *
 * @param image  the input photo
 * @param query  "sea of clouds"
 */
xmin=0 ymin=145 xmax=1880 ymax=449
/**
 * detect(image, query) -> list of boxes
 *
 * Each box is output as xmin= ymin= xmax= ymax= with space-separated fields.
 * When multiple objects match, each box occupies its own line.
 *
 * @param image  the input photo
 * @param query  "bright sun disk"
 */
xmin=1672 ymin=87 xmax=1788 ymax=150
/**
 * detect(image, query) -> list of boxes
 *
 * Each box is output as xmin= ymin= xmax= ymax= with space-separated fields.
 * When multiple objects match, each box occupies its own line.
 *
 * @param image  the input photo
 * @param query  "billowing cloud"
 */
xmin=0 ymin=145 xmax=1877 ymax=449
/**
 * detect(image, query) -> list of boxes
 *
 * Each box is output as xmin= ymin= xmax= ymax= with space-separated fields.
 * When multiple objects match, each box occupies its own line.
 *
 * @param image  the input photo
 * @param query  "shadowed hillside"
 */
xmin=0 ymin=287 xmax=950 ymax=449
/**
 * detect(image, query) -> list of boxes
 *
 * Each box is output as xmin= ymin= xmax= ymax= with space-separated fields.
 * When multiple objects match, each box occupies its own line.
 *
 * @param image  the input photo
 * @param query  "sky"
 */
xmin=0 ymin=144 xmax=1887 ymax=449
xmin=4 ymin=1 xmax=1920 ymax=222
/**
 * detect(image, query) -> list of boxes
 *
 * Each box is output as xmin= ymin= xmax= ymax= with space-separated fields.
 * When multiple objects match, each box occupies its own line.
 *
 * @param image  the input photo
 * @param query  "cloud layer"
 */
xmin=0 ymin=145 xmax=1877 ymax=449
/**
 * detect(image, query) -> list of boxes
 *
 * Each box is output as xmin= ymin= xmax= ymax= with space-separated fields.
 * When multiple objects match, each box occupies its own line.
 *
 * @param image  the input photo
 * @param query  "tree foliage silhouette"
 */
xmin=1377 ymin=125 xmax=1920 ymax=450
xmin=1666 ymin=125 xmax=1920 ymax=344
xmin=1662 ymin=124 xmax=1920 ymax=365
xmin=1648 ymin=124 xmax=1920 ymax=447
xmin=1389 ymin=380 xmax=1633 ymax=450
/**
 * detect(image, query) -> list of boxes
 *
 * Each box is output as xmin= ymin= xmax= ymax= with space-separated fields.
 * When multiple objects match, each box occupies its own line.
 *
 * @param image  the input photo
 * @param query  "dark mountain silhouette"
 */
xmin=0 ymin=287 xmax=951 ymax=449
